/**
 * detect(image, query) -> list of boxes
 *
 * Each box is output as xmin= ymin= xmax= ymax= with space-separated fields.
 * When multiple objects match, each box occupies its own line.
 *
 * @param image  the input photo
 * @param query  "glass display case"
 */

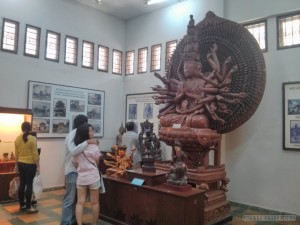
xmin=0 ymin=107 xmax=32 ymax=203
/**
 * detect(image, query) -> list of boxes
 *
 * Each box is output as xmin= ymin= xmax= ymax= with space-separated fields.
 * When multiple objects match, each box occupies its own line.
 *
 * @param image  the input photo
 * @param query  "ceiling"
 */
xmin=71 ymin=0 xmax=181 ymax=21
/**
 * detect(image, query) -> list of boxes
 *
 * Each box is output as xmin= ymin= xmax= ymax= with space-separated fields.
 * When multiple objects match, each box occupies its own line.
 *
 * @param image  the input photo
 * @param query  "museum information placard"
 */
xmin=28 ymin=80 xmax=104 ymax=138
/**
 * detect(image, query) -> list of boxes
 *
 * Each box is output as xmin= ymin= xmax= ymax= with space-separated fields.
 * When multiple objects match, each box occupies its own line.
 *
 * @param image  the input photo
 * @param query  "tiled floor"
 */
xmin=0 ymin=189 xmax=299 ymax=225
xmin=228 ymin=202 xmax=300 ymax=225
xmin=0 ymin=189 xmax=112 ymax=225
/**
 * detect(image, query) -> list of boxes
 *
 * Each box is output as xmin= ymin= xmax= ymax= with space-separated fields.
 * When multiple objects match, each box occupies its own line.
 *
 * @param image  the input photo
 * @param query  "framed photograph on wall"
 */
xmin=28 ymin=80 xmax=105 ymax=138
xmin=282 ymin=81 xmax=300 ymax=150
xmin=125 ymin=93 xmax=159 ymax=135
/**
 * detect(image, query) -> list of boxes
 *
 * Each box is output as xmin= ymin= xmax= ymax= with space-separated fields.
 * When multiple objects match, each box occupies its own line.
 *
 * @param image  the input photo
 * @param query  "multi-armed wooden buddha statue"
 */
xmin=153 ymin=12 xmax=266 ymax=224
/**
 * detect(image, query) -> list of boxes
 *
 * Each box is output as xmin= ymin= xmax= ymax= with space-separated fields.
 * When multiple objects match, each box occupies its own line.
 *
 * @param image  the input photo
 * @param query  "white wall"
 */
xmin=0 ymin=0 xmax=125 ymax=189
xmin=224 ymin=0 xmax=300 ymax=215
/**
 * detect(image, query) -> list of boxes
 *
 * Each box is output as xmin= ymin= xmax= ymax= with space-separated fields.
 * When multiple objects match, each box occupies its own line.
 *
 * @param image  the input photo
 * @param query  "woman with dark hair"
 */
xmin=72 ymin=124 xmax=101 ymax=225
xmin=15 ymin=121 xmax=39 ymax=214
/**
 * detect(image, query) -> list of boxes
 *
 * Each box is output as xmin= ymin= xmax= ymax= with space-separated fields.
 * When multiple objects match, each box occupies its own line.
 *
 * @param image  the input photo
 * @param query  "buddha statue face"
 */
xmin=183 ymin=61 xmax=198 ymax=78
xmin=181 ymin=99 xmax=188 ymax=110
xmin=118 ymin=150 xmax=126 ymax=157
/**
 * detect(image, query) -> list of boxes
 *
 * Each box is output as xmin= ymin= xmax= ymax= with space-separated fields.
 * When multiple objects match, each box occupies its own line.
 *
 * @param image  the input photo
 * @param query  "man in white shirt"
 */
xmin=122 ymin=122 xmax=141 ymax=167
xmin=61 ymin=115 xmax=97 ymax=225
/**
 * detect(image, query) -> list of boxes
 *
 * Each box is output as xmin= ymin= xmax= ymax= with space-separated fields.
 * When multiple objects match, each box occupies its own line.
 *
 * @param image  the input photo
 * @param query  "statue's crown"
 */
xmin=183 ymin=15 xmax=200 ymax=63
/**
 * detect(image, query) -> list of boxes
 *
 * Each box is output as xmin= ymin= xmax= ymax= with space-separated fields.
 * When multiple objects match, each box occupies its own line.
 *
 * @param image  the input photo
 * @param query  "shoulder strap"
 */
xmin=82 ymin=152 xmax=97 ymax=169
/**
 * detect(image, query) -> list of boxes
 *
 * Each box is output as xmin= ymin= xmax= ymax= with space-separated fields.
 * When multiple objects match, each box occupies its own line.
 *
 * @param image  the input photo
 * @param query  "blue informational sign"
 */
xmin=131 ymin=178 xmax=145 ymax=186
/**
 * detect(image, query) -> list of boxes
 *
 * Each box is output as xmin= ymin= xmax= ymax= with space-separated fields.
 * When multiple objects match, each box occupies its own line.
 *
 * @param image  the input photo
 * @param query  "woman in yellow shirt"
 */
xmin=15 ymin=122 xmax=40 ymax=214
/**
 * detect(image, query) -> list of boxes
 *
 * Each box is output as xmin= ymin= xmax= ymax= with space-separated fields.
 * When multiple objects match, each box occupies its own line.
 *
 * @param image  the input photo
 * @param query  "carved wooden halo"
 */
xmin=168 ymin=11 xmax=266 ymax=133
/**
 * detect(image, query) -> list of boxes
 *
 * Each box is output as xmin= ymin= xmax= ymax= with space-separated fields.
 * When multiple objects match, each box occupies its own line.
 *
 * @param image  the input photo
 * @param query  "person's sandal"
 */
xmin=19 ymin=205 xmax=26 ymax=212
xmin=26 ymin=208 xmax=38 ymax=214
xmin=31 ymin=200 xmax=37 ymax=205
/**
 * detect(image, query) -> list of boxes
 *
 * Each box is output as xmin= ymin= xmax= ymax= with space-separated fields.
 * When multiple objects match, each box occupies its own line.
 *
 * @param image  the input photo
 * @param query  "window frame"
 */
xmin=1 ymin=18 xmax=19 ymax=54
xmin=150 ymin=44 xmax=162 ymax=72
xmin=112 ymin=49 xmax=122 ymax=75
xmin=165 ymin=40 xmax=177 ymax=71
xmin=24 ymin=24 xmax=41 ymax=58
xmin=243 ymin=20 xmax=268 ymax=52
xmin=97 ymin=45 xmax=109 ymax=72
xmin=277 ymin=12 xmax=300 ymax=50
xmin=125 ymin=50 xmax=135 ymax=75
xmin=64 ymin=35 xmax=78 ymax=66
xmin=137 ymin=47 xmax=148 ymax=74
xmin=45 ymin=30 xmax=60 ymax=62
xmin=82 ymin=40 xmax=94 ymax=69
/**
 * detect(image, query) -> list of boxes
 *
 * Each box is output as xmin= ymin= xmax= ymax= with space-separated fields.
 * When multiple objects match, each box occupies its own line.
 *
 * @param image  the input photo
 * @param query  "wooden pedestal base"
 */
xmin=126 ymin=168 xmax=167 ymax=186
xmin=100 ymin=175 xmax=205 ymax=225
xmin=141 ymin=157 xmax=156 ymax=173
xmin=161 ymin=182 xmax=192 ymax=192
xmin=154 ymin=162 xmax=232 ymax=225
xmin=204 ymin=190 xmax=231 ymax=224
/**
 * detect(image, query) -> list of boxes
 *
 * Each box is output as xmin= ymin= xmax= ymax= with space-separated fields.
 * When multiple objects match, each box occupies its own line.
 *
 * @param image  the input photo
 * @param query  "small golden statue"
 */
xmin=104 ymin=145 xmax=135 ymax=178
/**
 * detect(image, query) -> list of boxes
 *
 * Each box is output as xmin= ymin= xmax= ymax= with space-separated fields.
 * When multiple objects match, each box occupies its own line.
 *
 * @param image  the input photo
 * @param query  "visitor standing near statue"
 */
xmin=61 ymin=115 xmax=98 ymax=225
xmin=72 ymin=124 xmax=101 ymax=225
xmin=15 ymin=122 xmax=40 ymax=214
xmin=122 ymin=122 xmax=141 ymax=168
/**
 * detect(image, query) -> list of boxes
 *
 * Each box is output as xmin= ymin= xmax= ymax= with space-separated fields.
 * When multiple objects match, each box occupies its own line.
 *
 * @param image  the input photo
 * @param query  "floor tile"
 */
xmin=18 ymin=212 xmax=49 ymax=223
xmin=43 ymin=222 xmax=61 ymax=225
xmin=230 ymin=216 xmax=257 ymax=225
xmin=38 ymin=199 xmax=61 ymax=207
xmin=0 ymin=220 xmax=13 ymax=225
xmin=51 ymin=207 xmax=62 ymax=215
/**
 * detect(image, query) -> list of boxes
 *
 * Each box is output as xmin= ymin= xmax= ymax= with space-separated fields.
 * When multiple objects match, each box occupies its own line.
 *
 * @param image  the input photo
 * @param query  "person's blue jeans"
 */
xmin=61 ymin=172 xmax=77 ymax=225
